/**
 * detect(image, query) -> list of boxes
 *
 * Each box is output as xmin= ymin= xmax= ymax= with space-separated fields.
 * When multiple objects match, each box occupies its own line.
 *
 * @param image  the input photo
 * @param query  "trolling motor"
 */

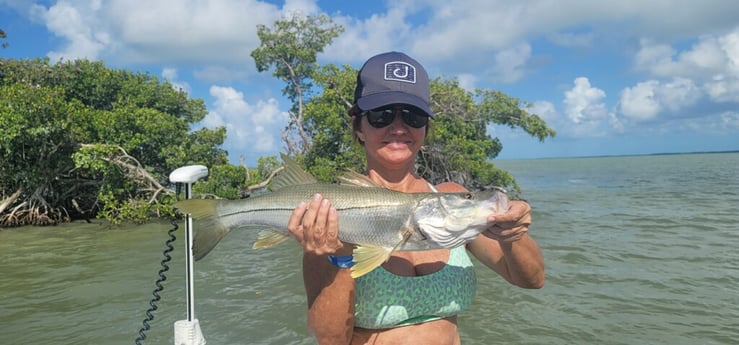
xmin=169 ymin=165 xmax=209 ymax=345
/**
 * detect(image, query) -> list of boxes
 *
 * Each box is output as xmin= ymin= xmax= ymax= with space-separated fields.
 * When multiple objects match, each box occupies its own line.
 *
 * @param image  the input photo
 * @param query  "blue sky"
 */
xmin=2 ymin=0 xmax=738 ymax=164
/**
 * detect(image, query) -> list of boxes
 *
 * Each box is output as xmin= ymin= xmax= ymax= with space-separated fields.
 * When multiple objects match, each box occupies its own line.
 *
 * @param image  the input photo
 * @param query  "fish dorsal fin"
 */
xmin=271 ymin=154 xmax=318 ymax=191
xmin=339 ymin=170 xmax=384 ymax=188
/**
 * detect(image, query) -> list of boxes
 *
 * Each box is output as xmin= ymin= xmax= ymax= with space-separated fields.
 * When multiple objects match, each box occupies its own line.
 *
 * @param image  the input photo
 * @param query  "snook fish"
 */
xmin=175 ymin=155 xmax=509 ymax=278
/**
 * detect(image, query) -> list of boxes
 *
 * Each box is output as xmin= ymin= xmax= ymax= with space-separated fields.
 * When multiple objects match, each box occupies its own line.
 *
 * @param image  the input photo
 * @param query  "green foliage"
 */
xmin=302 ymin=64 xmax=366 ymax=181
xmin=97 ymin=191 xmax=152 ymax=225
xmin=0 ymin=81 xmax=79 ymax=225
xmin=190 ymin=155 xmax=283 ymax=198
xmin=252 ymin=13 xmax=344 ymax=105
xmin=251 ymin=13 xmax=344 ymax=155
xmin=0 ymin=83 xmax=73 ymax=188
xmin=193 ymin=164 xmax=247 ymax=199
xmin=477 ymin=89 xmax=556 ymax=142
xmin=252 ymin=155 xmax=282 ymax=185
xmin=0 ymin=58 xmax=227 ymax=225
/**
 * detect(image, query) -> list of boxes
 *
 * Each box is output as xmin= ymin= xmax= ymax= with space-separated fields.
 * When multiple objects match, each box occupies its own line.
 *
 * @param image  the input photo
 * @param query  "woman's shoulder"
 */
xmin=433 ymin=181 xmax=468 ymax=193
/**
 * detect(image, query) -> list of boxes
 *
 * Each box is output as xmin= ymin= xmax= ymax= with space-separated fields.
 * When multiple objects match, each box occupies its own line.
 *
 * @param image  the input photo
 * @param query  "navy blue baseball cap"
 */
xmin=354 ymin=51 xmax=433 ymax=118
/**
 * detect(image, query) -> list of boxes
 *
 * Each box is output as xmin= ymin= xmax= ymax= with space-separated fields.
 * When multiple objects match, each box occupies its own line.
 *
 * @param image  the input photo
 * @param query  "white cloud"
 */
xmin=205 ymin=86 xmax=288 ymax=156
xmin=702 ymin=30 xmax=739 ymax=102
xmin=619 ymin=78 xmax=702 ymax=121
xmin=635 ymin=37 xmax=727 ymax=79
xmin=105 ymin=0 xmax=281 ymax=64
xmin=28 ymin=0 xmax=290 ymax=65
xmin=282 ymin=0 xmax=320 ymax=15
xmin=455 ymin=74 xmax=478 ymax=93
xmin=324 ymin=8 xmax=412 ymax=62
xmin=564 ymin=77 xmax=607 ymax=124
xmin=31 ymin=1 xmax=109 ymax=61
xmin=634 ymin=28 xmax=739 ymax=103
xmin=704 ymin=74 xmax=739 ymax=102
xmin=490 ymin=43 xmax=531 ymax=83
xmin=619 ymin=81 xmax=661 ymax=121
xmin=547 ymin=31 xmax=594 ymax=47
xmin=658 ymin=78 xmax=701 ymax=112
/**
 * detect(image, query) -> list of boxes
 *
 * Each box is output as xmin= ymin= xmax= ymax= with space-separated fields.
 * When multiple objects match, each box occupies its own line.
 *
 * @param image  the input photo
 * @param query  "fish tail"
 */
xmin=175 ymin=199 xmax=231 ymax=260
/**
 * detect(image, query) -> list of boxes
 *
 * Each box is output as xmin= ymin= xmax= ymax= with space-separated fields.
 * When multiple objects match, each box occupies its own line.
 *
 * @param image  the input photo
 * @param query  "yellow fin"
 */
xmin=351 ymin=228 xmax=412 ymax=278
xmin=350 ymin=244 xmax=393 ymax=278
xmin=253 ymin=229 xmax=291 ymax=249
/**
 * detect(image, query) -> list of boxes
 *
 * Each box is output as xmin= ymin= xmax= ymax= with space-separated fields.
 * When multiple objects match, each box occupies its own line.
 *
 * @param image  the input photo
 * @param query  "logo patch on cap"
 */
xmin=384 ymin=61 xmax=416 ymax=83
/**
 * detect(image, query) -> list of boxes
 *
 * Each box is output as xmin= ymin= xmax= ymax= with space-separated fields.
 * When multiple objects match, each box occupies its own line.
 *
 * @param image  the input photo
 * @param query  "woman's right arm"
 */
xmin=288 ymin=194 xmax=356 ymax=345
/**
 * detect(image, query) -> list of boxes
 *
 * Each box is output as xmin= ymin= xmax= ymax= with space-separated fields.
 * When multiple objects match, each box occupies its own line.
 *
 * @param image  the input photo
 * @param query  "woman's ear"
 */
xmin=355 ymin=123 xmax=366 ymax=143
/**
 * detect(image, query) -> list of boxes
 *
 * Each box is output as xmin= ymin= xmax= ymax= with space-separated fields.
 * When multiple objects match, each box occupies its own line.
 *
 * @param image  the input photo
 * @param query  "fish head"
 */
xmin=414 ymin=188 xmax=509 ymax=248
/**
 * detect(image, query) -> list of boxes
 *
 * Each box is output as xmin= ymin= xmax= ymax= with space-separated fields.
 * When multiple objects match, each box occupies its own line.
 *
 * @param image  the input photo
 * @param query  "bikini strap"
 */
xmin=428 ymin=183 xmax=438 ymax=193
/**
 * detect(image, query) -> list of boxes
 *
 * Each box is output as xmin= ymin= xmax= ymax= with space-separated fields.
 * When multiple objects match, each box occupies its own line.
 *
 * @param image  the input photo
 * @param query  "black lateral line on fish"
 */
xmin=215 ymin=204 xmax=399 ymax=218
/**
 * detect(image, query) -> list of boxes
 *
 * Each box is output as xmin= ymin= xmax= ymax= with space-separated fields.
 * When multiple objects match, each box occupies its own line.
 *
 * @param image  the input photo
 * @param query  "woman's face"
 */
xmin=355 ymin=107 xmax=428 ymax=169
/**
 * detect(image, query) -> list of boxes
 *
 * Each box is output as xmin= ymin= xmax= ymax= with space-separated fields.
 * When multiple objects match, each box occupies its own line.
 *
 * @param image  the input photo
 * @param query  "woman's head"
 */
xmin=350 ymin=51 xmax=433 ymax=145
xmin=353 ymin=51 xmax=433 ymax=118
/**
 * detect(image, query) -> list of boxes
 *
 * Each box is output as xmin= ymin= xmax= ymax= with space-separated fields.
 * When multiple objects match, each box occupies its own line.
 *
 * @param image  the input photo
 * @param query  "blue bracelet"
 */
xmin=327 ymin=255 xmax=355 ymax=268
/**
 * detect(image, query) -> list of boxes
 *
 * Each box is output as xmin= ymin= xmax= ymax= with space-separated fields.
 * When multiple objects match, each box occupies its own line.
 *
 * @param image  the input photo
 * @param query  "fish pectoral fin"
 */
xmin=351 ymin=244 xmax=393 ymax=279
xmin=351 ymin=230 xmax=412 ymax=278
xmin=253 ymin=229 xmax=291 ymax=249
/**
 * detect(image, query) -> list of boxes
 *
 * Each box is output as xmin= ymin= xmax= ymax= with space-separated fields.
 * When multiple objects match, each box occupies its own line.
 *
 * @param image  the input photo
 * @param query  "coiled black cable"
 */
xmin=134 ymin=217 xmax=178 ymax=344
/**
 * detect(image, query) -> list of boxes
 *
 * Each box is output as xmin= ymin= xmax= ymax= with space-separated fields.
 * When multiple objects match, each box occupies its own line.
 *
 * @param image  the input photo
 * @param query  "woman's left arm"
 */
xmin=435 ymin=182 xmax=544 ymax=288
xmin=467 ymin=200 xmax=545 ymax=288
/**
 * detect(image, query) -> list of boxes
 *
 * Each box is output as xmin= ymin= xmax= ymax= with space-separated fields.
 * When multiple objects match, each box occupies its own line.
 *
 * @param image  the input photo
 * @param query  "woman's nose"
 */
xmin=387 ymin=109 xmax=407 ymax=131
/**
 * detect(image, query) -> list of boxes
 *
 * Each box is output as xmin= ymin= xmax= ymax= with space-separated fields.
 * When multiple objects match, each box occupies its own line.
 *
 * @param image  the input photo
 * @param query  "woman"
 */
xmin=287 ymin=51 xmax=544 ymax=345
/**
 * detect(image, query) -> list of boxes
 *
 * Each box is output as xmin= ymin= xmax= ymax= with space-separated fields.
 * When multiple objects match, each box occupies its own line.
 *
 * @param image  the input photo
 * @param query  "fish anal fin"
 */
xmin=253 ymin=229 xmax=291 ymax=249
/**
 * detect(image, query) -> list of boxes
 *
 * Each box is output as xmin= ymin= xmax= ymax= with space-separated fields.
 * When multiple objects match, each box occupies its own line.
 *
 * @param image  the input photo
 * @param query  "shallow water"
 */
xmin=1 ymin=152 xmax=737 ymax=344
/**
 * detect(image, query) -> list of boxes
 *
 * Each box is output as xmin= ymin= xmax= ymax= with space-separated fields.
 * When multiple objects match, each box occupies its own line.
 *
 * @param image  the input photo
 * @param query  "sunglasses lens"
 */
xmin=401 ymin=109 xmax=428 ymax=128
xmin=366 ymin=109 xmax=395 ymax=128
xmin=365 ymin=107 xmax=428 ymax=129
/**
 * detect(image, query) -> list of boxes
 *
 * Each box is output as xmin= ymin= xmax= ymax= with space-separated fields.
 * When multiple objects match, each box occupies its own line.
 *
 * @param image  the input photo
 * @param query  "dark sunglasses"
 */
xmin=362 ymin=106 xmax=429 ymax=129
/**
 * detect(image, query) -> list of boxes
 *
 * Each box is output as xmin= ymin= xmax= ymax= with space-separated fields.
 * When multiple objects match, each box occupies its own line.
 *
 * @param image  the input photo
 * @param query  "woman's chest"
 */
xmin=382 ymin=249 xmax=451 ymax=276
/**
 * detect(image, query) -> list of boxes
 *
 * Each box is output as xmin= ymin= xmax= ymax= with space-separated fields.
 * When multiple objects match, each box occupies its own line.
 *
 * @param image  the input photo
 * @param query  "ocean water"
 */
xmin=1 ymin=152 xmax=737 ymax=344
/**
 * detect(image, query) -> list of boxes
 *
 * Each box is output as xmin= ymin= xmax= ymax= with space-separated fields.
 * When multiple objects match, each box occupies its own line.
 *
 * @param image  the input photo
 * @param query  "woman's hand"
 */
xmin=287 ymin=193 xmax=344 ymax=255
xmin=470 ymin=199 xmax=544 ymax=288
xmin=485 ymin=200 xmax=531 ymax=242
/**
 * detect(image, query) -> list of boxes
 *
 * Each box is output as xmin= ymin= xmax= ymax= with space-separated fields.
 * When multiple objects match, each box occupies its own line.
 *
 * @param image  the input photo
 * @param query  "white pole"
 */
xmin=169 ymin=165 xmax=208 ymax=345
xmin=184 ymin=182 xmax=196 ymax=322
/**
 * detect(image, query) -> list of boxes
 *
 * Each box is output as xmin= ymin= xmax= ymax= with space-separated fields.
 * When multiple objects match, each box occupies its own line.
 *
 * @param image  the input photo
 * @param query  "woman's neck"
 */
xmin=365 ymin=168 xmax=429 ymax=193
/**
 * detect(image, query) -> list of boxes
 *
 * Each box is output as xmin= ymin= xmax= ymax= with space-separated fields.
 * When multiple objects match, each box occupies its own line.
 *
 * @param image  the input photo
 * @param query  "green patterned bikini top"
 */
xmin=353 ymin=245 xmax=477 ymax=329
